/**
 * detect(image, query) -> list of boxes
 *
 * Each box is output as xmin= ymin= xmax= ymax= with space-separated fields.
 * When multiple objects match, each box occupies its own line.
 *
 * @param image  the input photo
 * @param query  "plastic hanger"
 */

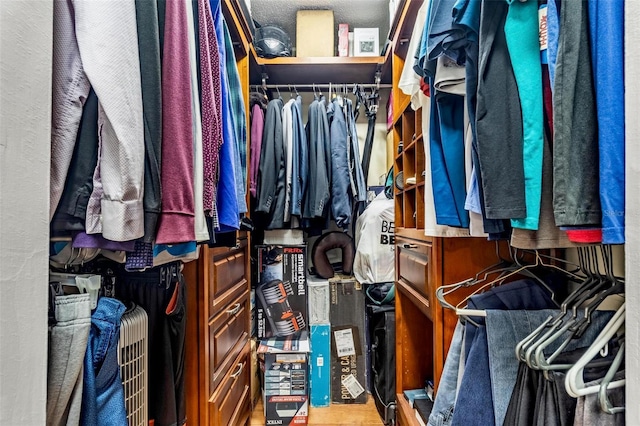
xmin=598 ymin=340 xmax=625 ymax=414
xmin=525 ymin=248 xmax=614 ymax=370
xmin=565 ymin=303 xmax=625 ymax=398
xmin=49 ymin=271 xmax=101 ymax=309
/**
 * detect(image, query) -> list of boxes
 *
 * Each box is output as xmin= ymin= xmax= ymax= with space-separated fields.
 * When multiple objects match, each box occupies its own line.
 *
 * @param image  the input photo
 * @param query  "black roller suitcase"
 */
xmin=368 ymin=304 xmax=396 ymax=425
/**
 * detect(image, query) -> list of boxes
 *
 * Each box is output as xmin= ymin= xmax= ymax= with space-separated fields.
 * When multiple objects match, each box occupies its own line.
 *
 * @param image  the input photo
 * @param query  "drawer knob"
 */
xmin=225 ymin=303 xmax=241 ymax=316
xmin=402 ymin=243 xmax=418 ymax=249
xmin=230 ymin=362 xmax=244 ymax=379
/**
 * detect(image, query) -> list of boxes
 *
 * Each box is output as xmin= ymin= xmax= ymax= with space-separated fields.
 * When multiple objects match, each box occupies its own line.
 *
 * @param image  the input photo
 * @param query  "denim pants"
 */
xmin=487 ymin=309 xmax=615 ymax=426
xmin=451 ymin=280 xmax=556 ymax=426
xmin=81 ymin=297 xmax=127 ymax=426
xmin=428 ymin=321 xmax=465 ymax=426
xmin=47 ymin=294 xmax=92 ymax=426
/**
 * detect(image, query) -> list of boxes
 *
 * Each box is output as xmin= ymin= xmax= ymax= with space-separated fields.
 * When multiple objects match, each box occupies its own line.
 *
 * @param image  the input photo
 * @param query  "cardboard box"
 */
xmin=309 ymin=324 xmax=331 ymax=407
xmin=256 ymin=245 xmax=308 ymax=339
xmin=329 ymin=276 xmax=367 ymax=404
xmin=296 ymin=10 xmax=334 ymax=57
xmin=307 ymin=276 xmax=330 ymax=325
xmin=338 ymin=23 xmax=349 ymax=57
xmin=261 ymin=336 xmax=310 ymax=425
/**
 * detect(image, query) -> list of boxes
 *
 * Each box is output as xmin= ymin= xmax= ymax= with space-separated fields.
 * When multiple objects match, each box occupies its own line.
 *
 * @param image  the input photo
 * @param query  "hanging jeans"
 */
xmin=451 ymin=280 xmax=557 ymax=426
xmin=81 ymin=297 xmax=128 ymax=426
xmin=428 ymin=321 xmax=465 ymax=426
xmin=47 ymin=293 xmax=92 ymax=426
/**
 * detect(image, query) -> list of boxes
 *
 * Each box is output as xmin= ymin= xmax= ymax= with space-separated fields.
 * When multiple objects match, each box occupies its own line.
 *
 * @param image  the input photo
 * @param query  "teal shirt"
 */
xmin=505 ymin=0 xmax=544 ymax=230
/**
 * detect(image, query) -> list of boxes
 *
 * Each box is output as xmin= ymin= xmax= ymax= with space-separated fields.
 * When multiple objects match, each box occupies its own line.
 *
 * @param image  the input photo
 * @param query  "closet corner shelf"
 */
xmin=398 ymin=277 xmax=432 ymax=317
xmin=393 ymin=96 xmax=413 ymax=124
xmin=396 ymin=227 xmax=428 ymax=241
xmin=250 ymin=55 xmax=389 ymax=85
xmin=396 ymin=391 xmax=422 ymax=426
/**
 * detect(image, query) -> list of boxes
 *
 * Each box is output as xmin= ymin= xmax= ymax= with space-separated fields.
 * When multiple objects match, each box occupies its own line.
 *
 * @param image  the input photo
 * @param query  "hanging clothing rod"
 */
xmin=259 ymin=83 xmax=393 ymax=90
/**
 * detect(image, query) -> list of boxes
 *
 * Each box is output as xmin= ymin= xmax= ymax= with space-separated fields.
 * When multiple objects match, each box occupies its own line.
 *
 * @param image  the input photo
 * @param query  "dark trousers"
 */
xmin=117 ymin=262 xmax=187 ymax=426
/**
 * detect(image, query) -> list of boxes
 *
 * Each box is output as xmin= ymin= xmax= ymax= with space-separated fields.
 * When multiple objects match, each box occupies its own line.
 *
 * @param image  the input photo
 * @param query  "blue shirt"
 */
xmin=211 ymin=0 xmax=240 ymax=230
xmin=589 ymin=0 xmax=625 ymax=244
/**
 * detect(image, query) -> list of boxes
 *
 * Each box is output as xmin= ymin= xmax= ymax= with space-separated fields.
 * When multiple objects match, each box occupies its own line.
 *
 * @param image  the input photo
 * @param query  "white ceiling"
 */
xmin=250 ymin=0 xmax=392 ymax=53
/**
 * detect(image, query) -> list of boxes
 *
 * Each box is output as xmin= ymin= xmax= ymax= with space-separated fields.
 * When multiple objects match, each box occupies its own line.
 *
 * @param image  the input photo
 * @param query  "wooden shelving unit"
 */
xmin=250 ymin=55 xmax=387 ymax=85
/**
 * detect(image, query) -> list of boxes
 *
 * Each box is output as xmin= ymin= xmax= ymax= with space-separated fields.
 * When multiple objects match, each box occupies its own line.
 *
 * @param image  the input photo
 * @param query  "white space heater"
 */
xmin=118 ymin=304 xmax=148 ymax=426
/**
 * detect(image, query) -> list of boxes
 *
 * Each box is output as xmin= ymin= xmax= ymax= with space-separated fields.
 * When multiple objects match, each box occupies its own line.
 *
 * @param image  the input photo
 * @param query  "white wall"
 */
xmin=625 ymin=1 xmax=640 ymax=421
xmin=0 ymin=1 xmax=53 ymax=423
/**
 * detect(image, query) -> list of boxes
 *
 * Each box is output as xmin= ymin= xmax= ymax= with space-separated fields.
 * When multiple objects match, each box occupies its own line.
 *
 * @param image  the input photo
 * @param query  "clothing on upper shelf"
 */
xmin=135 ymin=0 xmax=163 ymax=244
xmin=51 ymin=0 xmax=145 ymax=242
xmin=50 ymin=0 xmax=249 ymax=267
xmin=589 ymin=0 xmax=625 ymax=244
xmin=398 ymin=0 xmax=626 ymax=246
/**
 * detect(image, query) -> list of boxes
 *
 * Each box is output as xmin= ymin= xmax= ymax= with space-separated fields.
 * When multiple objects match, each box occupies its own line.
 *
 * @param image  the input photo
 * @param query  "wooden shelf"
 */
xmin=251 ymin=55 xmax=388 ymax=85
xmin=396 ymin=394 xmax=421 ymax=426
xmin=397 ymin=279 xmax=432 ymax=317
xmin=396 ymin=227 xmax=427 ymax=240
xmin=394 ymin=96 xmax=412 ymax=124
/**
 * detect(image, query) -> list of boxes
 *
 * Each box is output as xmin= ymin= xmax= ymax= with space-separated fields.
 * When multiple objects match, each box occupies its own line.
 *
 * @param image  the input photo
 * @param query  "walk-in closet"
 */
xmin=1 ymin=0 xmax=638 ymax=425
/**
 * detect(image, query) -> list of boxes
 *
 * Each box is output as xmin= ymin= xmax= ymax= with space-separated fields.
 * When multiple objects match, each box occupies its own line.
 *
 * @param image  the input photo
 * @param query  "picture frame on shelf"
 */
xmin=353 ymin=28 xmax=380 ymax=57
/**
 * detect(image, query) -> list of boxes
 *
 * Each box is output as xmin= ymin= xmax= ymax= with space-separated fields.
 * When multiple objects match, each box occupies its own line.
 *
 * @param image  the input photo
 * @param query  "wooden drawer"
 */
xmin=210 ymin=345 xmax=251 ymax=426
xmin=209 ymin=291 xmax=250 ymax=393
xmin=397 ymin=238 xmax=433 ymax=318
xmin=206 ymin=241 xmax=248 ymax=317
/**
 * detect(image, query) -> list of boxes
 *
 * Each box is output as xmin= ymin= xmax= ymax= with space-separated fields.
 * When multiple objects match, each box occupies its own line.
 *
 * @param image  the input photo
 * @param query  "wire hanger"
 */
xmin=524 ymin=246 xmax=623 ymax=373
xmin=453 ymin=250 xmax=560 ymax=320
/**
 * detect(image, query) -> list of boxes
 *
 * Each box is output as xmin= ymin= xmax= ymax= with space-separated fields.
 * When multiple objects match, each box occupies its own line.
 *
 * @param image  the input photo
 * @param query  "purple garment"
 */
xmin=125 ymin=241 xmax=154 ymax=271
xmin=198 ymin=0 xmax=223 ymax=218
xmin=72 ymin=232 xmax=136 ymax=251
xmin=155 ymin=0 xmax=196 ymax=244
xmin=250 ymin=103 xmax=265 ymax=198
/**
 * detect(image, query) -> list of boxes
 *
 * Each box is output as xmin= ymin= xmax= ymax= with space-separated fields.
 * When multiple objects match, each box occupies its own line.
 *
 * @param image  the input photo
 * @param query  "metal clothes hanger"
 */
xmin=522 ymin=248 xmax=603 ymax=368
xmin=515 ymin=247 xmax=593 ymax=362
xmin=454 ymin=250 xmax=560 ymax=320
